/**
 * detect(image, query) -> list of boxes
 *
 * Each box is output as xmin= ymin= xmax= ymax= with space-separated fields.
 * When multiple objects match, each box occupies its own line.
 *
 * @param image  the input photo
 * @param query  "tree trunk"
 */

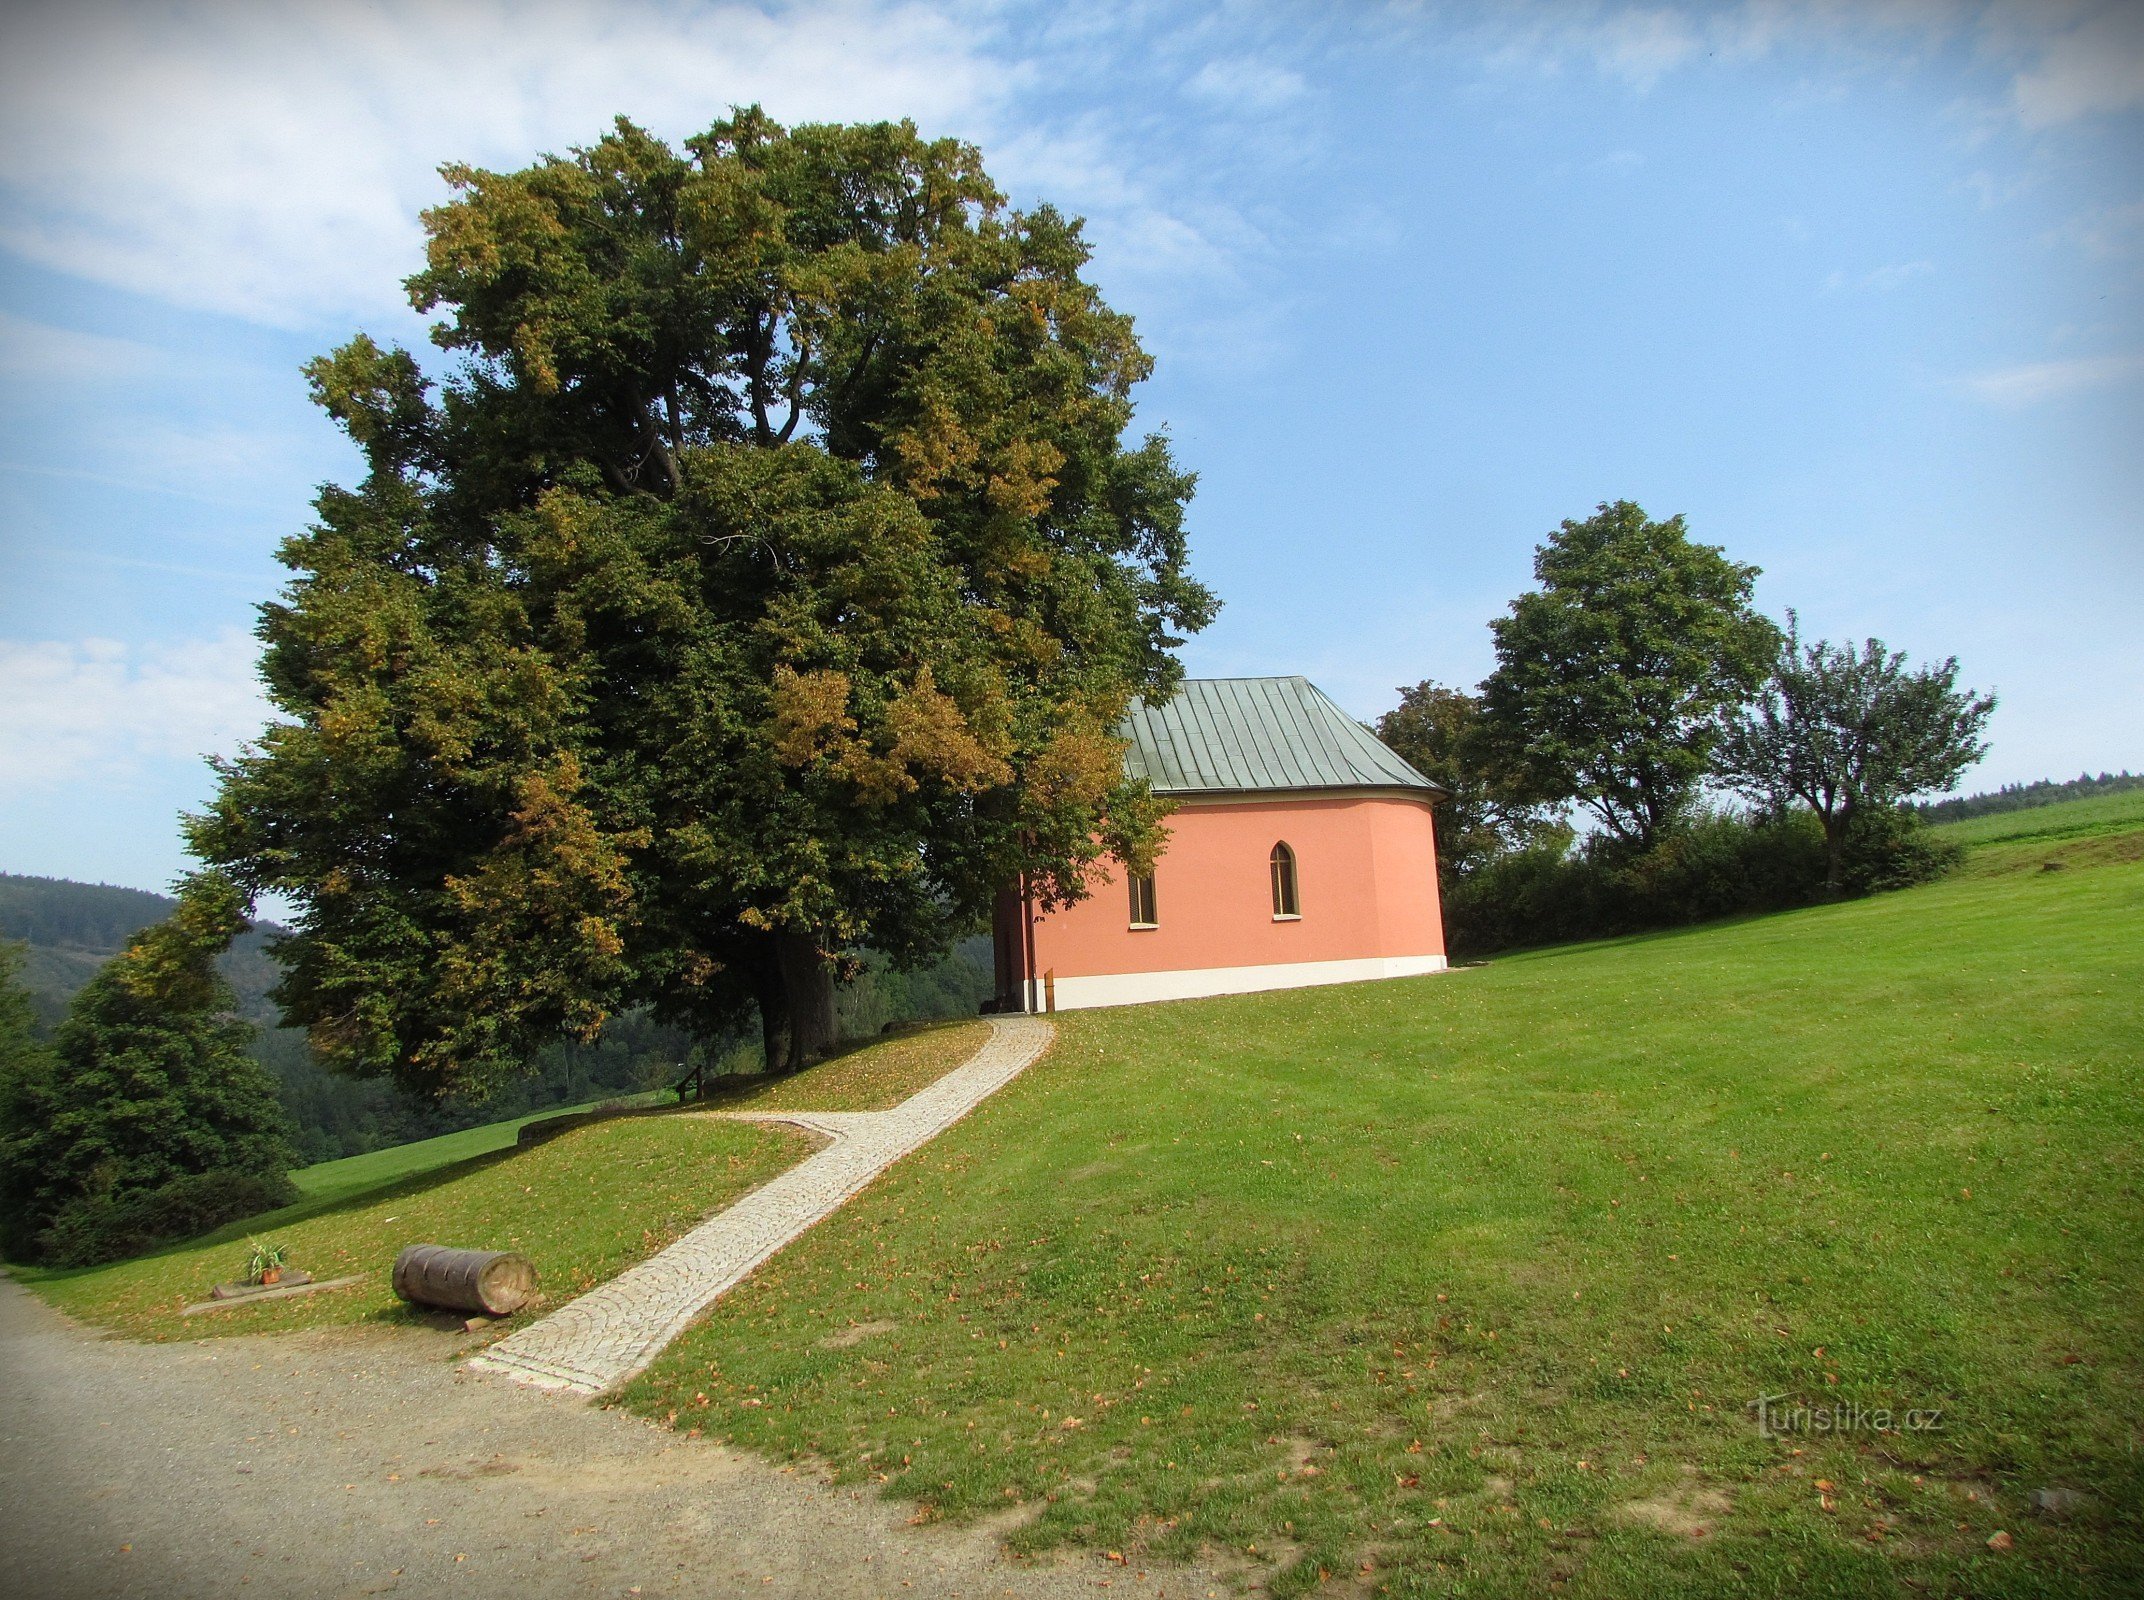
xmin=1820 ymin=807 xmax=1849 ymax=898
xmin=774 ymin=930 xmax=837 ymax=1072
xmin=748 ymin=944 xmax=791 ymax=1076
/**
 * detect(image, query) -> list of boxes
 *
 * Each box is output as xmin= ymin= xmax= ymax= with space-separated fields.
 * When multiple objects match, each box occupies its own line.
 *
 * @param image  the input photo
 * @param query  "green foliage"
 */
xmin=0 ymin=941 xmax=56 ymax=1247
xmin=245 ymin=1235 xmax=290 ymax=1281
xmin=0 ymin=873 xmax=171 ymax=954
xmin=1918 ymin=769 xmax=2142 ymax=824
xmin=1439 ymin=803 xmax=1960 ymax=958
xmin=35 ymin=1171 xmax=298 ymax=1269
xmin=193 ymin=110 xmax=1212 ymax=1098
xmin=1373 ymin=680 xmax=1564 ymax=877
xmin=3 ymin=873 xmax=989 ymax=1165
xmin=0 ymin=873 xmax=298 ymax=1264
xmin=1838 ymin=802 xmax=1965 ymax=892
xmin=1718 ymin=611 xmax=1995 ymax=890
xmin=1479 ymin=500 xmax=1777 ymax=848
xmin=1441 ymin=809 xmax=1828 ymax=957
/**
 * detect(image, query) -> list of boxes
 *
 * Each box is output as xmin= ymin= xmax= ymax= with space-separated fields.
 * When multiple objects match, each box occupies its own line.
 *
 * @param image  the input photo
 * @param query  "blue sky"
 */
xmin=2 ymin=0 xmax=2138 ymax=894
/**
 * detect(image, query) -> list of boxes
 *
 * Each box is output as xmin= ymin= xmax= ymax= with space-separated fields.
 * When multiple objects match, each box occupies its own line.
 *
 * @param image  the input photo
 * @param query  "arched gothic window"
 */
xmin=1270 ymin=841 xmax=1300 ymax=918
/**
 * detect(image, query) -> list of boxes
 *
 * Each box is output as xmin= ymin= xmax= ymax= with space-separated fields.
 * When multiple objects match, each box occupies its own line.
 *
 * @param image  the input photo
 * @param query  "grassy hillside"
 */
xmin=20 ymin=1112 xmax=811 ymax=1341
xmin=1928 ymin=785 xmax=2144 ymax=848
xmin=1918 ymin=770 xmax=2142 ymax=825
xmin=287 ymin=1091 xmax=663 ymax=1208
xmin=616 ymin=822 xmax=2143 ymax=1597
xmin=17 ymin=1021 xmax=992 ymax=1341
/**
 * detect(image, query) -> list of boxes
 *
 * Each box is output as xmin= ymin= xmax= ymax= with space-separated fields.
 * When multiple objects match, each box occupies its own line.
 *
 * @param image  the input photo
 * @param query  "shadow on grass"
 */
xmin=680 ymin=1017 xmax=980 ymax=1109
xmin=5 ymin=1143 xmax=541 ymax=1288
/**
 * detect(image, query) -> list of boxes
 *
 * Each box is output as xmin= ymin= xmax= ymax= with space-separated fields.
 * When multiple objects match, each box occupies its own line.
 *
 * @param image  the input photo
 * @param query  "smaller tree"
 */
xmin=1718 ymin=613 xmax=1996 ymax=893
xmin=1479 ymin=501 xmax=1779 ymax=851
xmin=1375 ymin=681 xmax=1565 ymax=877
xmin=0 ymin=941 xmax=56 ymax=1260
xmin=1 ymin=872 xmax=297 ymax=1263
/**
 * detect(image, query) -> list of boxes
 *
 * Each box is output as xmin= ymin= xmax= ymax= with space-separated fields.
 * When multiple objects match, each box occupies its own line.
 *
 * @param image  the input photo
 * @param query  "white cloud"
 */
xmin=1823 ymin=259 xmax=1935 ymax=293
xmin=1461 ymin=1 xmax=2144 ymax=129
xmin=1584 ymin=6 xmax=1703 ymax=89
xmin=987 ymin=114 xmax=1266 ymax=301
xmin=2008 ymin=0 xmax=2144 ymax=126
xmin=1957 ymin=167 xmax=2038 ymax=209
xmin=0 ymin=0 xmax=1272 ymax=351
xmin=0 ymin=631 xmax=271 ymax=793
xmin=0 ymin=311 xmax=167 ymax=382
xmin=2047 ymin=196 xmax=2144 ymax=257
xmin=0 ymin=417 xmax=344 ymax=510
xmin=1184 ymin=56 xmax=1309 ymax=111
xmin=0 ymin=0 xmax=1020 ymax=329
xmin=1961 ymin=351 xmax=2144 ymax=406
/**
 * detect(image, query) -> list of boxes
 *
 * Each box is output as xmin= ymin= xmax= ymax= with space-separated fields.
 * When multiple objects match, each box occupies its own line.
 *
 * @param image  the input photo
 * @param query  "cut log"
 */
xmin=391 ymin=1244 xmax=538 ymax=1316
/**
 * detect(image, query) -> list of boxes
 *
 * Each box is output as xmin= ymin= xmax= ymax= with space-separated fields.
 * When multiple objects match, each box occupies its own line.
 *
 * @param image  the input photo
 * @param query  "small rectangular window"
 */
xmin=1128 ymin=871 xmax=1157 ymax=927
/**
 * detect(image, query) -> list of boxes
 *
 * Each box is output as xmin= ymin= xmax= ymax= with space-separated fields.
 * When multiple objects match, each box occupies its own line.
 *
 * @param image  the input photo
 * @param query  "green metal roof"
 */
xmin=1119 ymin=677 xmax=1440 ymax=797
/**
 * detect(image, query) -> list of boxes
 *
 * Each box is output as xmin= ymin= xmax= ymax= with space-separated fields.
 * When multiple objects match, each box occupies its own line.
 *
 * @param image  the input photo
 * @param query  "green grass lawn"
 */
xmin=290 ymin=1090 xmax=664 ymax=1207
xmin=22 ymin=1113 xmax=810 ymax=1341
xmin=618 ymin=831 xmax=2144 ymax=1598
xmin=1929 ymin=786 xmax=2144 ymax=848
xmin=16 ymin=1020 xmax=999 ymax=1341
xmin=699 ymin=1018 xmax=991 ymax=1113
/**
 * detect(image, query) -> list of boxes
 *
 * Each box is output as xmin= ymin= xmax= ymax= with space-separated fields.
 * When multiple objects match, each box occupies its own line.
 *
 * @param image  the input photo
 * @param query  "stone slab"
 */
xmin=181 ymin=1273 xmax=366 ymax=1316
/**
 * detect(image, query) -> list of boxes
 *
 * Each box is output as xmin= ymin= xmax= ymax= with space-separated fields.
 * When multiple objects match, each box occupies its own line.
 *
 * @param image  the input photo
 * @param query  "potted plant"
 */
xmin=246 ymin=1236 xmax=289 ymax=1287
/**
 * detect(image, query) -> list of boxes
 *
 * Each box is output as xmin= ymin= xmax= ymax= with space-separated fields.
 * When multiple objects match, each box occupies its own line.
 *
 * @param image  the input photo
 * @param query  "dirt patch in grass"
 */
xmin=1616 ymin=1471 xmax=1733 ymax=1537
xmin=818 ymin=1317 xmax=899 ymax=1349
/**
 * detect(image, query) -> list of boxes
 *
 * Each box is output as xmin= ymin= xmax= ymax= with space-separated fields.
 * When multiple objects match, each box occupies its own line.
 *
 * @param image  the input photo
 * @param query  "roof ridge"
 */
xmin=1118 ymin=676 xmax=1439 ymax=796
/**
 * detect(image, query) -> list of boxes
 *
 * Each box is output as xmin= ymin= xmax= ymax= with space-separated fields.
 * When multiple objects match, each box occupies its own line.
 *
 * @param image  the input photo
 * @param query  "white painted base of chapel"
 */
xmin=1024 ymin=952 xmax=1447 ymax=1012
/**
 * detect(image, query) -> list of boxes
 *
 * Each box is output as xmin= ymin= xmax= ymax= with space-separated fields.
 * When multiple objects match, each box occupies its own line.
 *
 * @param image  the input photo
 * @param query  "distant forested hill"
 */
xmin=1915 ymin=771 xmax=2142 ymax=823
xmin=2 ymin=873 xmax=991 ymax=1163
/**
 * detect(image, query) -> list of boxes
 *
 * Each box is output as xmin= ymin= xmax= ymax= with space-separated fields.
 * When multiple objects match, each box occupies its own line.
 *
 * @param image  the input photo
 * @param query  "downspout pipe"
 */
xmin=1021 ymin=874 xmax=1038 ymax=1015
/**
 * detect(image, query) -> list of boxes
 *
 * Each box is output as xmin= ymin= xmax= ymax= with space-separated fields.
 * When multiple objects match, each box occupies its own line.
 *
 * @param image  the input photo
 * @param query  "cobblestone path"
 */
xmin=468 ymin=1015 xmax=1054 ymax=1395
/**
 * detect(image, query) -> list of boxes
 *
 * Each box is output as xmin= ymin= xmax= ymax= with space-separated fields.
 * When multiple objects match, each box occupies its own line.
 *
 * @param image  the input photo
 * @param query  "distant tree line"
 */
xmin=1377 ymin=501 xmax=1996 ymax=958
xmin=1912 ymin=770 xmax=2141 ymax=823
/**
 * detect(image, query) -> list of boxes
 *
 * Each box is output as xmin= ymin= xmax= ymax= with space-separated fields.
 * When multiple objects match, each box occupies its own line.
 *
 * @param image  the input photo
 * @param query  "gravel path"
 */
xmin=471 ymin=1016 xmax=1054 ymax=1396
xmin=0 ymin=1276 xmax=1223 ymax=1599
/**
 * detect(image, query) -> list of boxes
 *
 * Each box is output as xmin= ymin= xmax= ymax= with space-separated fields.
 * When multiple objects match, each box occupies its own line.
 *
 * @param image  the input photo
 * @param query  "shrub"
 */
xmin=1841 ymin=805 xmax=1963 ymax=893
xmin=35 ymin=1169 xmax=298 ymax=1268
xmin=1443 ymin=805 xmax=1949 ymax=959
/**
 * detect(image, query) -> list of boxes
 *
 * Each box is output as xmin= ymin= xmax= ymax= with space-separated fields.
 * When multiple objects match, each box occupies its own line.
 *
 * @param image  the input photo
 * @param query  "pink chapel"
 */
xmin=989 ymin=676 xmax=1449 ymax=1013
